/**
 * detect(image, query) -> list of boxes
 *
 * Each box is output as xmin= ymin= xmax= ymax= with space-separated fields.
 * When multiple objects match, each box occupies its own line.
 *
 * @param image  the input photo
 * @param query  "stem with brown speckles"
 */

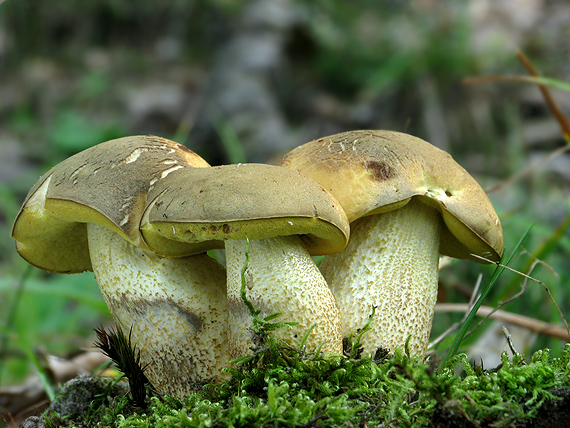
xmin=320 ymin=198 xmax=441 ymax=356
xmin=87 ymin=223 xmax=229 ymax=399
xmin=225 ymin=235 xmax=343 ymax=359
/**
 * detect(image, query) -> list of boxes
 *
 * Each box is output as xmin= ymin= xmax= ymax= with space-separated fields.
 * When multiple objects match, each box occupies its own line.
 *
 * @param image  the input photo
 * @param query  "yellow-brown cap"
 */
xmin=140 ymin=163 xmax=350 ymax=257
xmin=12 ymin=135 xmax=210 ymax=273
xmin=278 ymin=130 xmax=503 ymax=262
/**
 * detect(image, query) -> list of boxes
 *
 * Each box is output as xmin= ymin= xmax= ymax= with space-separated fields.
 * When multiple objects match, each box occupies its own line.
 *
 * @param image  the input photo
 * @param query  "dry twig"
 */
xmin=434 ymin=304 xmax=570 ymax=342
xmin=464 ymin=50 xmax=570 ymax=194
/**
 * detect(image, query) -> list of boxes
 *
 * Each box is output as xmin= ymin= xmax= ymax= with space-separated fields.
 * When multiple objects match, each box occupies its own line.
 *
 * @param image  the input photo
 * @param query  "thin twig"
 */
xmin=465 ymin=50 xmax=570 ymax=194
xmin=464 ymin=258 xmax=535 ymax=338
xmin=516 ymin=50 xmax=570 ymax=139
xmin=470 ymin=254 xmax=546 ymax=286
xmin=502 ymin=326 xmax=518 ymax=355
xmin=520 ymin=247 xmax=559 ymax=279
xmin=464 ymin=392 xmax=477 ymax=405
xmin=486 ymin=144 xmax=570 ymax=194
xmin=470 ymin=253 xmax=569 ymax=335
xmin=428 ymin=275 xmax=482 ymax=350
xmin=434 ymin=304 xmax=570 ymax=342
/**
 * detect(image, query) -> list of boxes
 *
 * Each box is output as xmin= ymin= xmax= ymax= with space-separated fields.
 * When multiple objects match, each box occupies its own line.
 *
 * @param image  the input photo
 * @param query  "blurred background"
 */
xmin=1 ymin=0 xmax=569 ymax=400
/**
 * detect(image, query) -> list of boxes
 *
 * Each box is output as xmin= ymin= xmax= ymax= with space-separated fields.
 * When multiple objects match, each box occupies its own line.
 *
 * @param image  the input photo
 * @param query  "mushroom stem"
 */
xmin=87 ymin=223 xmax=229 ymax=399
xmin=320 ymin=198 xmax=441 ymax=356
xmin=225 ymin=235 xmax=343 ymax=359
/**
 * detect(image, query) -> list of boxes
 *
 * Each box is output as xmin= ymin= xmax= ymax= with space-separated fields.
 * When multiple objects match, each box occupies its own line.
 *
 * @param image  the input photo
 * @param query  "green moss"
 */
xmin=41 ymin=338 xmax=570 ymax=427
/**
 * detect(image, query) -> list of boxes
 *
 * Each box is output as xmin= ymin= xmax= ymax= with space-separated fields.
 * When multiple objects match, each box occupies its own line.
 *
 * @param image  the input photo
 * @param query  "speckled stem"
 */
xmin=225 ymin=236 xmax=343 ymax=359
xmin=87 ymin=223 xmax=229 ymax=399
xmin=320 ymin=198 xmax=441 ymax=356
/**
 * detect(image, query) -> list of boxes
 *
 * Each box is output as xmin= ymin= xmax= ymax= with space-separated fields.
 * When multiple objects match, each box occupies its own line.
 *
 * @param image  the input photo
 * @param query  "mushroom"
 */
xmin=12 ymin=135 xmax=229 ymax=399
xmin=277 ymin=130 xmax=503 ymax=356
xmin=139 ymin=163 xmax=350 ymax=358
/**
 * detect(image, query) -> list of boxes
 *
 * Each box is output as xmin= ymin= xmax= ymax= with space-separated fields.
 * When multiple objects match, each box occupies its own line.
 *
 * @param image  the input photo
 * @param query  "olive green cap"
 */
xmin=277 ymin=130 xmax=503 ymax=262
xmin=12 ymin=135 xmax=209 ymax=273
xmin=140 ymin=163 xmax=350 ymax=257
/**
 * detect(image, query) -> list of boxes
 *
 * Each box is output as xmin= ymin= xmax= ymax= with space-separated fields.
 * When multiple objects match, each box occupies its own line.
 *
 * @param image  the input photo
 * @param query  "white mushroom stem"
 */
xmin=225 ymin=235 xmax=342 ymax=359
xmin=320 ymin=198 xmax=441 ymax=356
xmin=87 ymin=223 xmax=229 ymax=399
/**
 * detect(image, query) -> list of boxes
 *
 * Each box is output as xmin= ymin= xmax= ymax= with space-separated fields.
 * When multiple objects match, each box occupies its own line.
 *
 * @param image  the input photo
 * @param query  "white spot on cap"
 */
xmin=425 ymin=188 xmax=449 ymax=201
xmin=160 ymin=165 xmax=184 ymax=179
xmin=25 ymin=174 xmax=52 ymax=209
xmin=123 ymin=148 xmax=148 ymax=164
xmin=156 ymin=143 xmax=176 ymax=155
xmin=70 ymin=164 xmax=87 ymax=183
xmin=119 ymin=214 xmax=130 ymax=227
xmin=120 ymin=196 xmax=134 ymax=212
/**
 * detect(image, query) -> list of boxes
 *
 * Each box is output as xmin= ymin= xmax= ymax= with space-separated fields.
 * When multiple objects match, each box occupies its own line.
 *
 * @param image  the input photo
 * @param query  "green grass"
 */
xmin=442 ymin=226 xmax=534 ymax=366
xmin=0 ymin=271 xmax=110 ymax=386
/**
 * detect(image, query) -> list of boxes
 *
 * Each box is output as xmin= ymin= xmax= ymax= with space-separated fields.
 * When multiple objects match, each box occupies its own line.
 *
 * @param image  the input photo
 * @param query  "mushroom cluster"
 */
xmin=12 ymin=130 xmax=502 ymax=399
xmin=12 ymin=135 xmax=349 ymax=399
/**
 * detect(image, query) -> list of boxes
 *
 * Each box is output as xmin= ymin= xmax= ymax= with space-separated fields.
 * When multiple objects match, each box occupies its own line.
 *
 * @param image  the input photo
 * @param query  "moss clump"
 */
xmin=42 ymin=375 xmax=136 ymax=428
xmin=35 ymin=339 xmax=570 ymax=428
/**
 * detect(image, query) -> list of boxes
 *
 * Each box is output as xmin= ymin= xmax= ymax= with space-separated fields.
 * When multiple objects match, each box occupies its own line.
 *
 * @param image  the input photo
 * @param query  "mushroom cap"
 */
xmin=140 ymin=163 xmax=350 ymax=256
xmin=277 ymin=130 xmax=503 ymax=262
xmin=12 ymin=135 xmax=210 ymax=273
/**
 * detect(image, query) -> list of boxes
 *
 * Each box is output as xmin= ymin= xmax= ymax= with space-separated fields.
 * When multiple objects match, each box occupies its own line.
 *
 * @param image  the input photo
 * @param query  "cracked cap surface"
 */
xmin=12 ymin=135 xmax=210 ymax=273
xmin=277 ymin=130 xmax=503 ymax=262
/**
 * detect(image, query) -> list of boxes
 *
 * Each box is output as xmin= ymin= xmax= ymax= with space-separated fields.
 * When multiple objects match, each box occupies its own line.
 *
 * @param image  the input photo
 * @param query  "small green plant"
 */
xmin=94 ymin=325 xmax=151 ymax=408
xmin=233 ymin=239 xmax=299 ymax=357
xmin=88 ymin=343 xmax=568 ymax=427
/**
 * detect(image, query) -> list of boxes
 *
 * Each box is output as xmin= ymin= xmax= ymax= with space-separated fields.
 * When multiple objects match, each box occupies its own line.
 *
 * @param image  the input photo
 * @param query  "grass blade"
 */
xmin=442 ymin=226 xmax=533 ymax=366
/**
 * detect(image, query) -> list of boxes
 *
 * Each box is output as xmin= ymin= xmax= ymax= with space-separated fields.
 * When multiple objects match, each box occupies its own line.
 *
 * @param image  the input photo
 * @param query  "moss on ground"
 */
xmin=38 ymin=339 xmax=570 ymax=428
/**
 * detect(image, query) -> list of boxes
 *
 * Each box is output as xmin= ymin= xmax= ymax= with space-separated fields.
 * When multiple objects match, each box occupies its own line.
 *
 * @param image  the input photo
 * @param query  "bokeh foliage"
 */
xmin=0 ymin=0 xmax=569 ymax=394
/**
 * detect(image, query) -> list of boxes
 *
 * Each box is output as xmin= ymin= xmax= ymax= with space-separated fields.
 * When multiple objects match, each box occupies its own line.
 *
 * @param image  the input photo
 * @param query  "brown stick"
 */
xmin=464 ymin=52 xmax=570 ymax=140
xmin=434 ymin=303 xmax=570 ymax=342
xmin=516 ymin=50 xmax=570 ymax=139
